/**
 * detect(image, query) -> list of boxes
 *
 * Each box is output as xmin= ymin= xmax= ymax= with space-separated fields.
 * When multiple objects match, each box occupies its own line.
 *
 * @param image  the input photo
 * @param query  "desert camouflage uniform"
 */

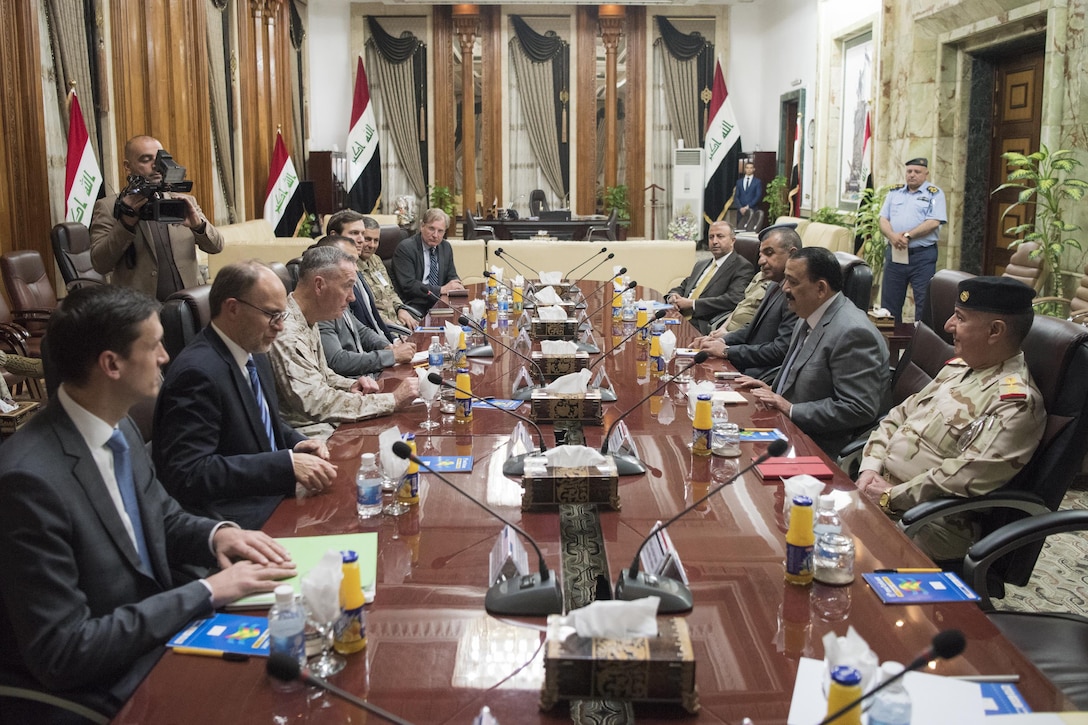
xmin=860 ymin=352 xmax=1045 ymax=559
xmin=269 ymin=295 xmax=395 ymax=439
xmin=358 ymin=255 xmax=412 ymax=325
xmin=715 ymin=274 xmax=770 ymax=333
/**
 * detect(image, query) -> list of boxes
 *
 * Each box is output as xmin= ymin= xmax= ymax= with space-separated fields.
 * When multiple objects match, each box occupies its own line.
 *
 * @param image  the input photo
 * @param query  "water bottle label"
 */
xmin=357 ymin=479 xmax=382 ymax=506
xmin=429 ymin=352 xmax=444 ymax=367
xmin=270 ymin=631 xmax=305 ymax=661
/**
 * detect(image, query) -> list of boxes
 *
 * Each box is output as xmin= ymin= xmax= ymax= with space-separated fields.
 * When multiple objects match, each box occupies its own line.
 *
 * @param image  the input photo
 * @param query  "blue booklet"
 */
xmin=417 ymin=455 xmax=474 ymax=473
xmin=980 ymin=682 xmax=1032 ymax=715
xmin=862 ymin=571 xmax=980 ymax=604
xmin=168 ymin=613 xmax=270 ymax=657
xmin=738 ymin=428 xmax=786 ymax=442
xmin=473 ymin=398 xmax=524 ymax=411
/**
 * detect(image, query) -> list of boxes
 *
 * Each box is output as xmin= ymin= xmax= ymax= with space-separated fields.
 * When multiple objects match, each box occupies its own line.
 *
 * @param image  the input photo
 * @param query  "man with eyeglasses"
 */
xmin=153 ymin=260 xmax=338 ymax=529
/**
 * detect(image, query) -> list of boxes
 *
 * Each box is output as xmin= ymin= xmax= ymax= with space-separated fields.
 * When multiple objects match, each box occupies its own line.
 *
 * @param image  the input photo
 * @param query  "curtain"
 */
xmin=44 ymin=0 xmax=99 ymax=157
xmin=205 ymin=0 xmax=236 ymax=222
xmin=289 ymin=0 xmax=306 ymax=176
xmin=366 ymin=17 xmax=428 ymax=208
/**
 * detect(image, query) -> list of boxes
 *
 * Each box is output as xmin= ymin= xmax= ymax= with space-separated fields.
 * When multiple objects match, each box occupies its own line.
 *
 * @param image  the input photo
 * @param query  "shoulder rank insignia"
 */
xmin=946 ymin=356 xmax=966 ymax=366
xmin=999 ymin=376 xmax=1028 ymax=400
xmin=890 ymin=183 xmax=905 ymax=190
xmin=927 ymin=185 xmax=939 ymax=193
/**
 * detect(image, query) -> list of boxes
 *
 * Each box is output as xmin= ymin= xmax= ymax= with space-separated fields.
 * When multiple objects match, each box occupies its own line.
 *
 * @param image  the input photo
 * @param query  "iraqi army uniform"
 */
xmin=712 ymin=274 xmax=771 ymax=333
xmin=358 ymin=254 xmax=415 ymax=325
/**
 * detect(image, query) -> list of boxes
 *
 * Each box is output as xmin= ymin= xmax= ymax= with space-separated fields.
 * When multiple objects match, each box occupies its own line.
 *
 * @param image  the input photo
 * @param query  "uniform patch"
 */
xmin=999 ymin=376 xmax=1028 ymax=400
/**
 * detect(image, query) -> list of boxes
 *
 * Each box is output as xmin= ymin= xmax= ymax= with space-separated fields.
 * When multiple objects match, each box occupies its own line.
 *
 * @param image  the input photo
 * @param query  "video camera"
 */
xmin=117 ymin=149 xmax=194 ymax=224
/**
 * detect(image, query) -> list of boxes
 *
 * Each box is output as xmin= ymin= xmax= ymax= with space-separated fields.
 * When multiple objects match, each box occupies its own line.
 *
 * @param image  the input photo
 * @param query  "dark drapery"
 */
xmin=654 ymin=16 xmax=715 ymax=146
xmin=510 ymin=15 xmax=569 ymax=197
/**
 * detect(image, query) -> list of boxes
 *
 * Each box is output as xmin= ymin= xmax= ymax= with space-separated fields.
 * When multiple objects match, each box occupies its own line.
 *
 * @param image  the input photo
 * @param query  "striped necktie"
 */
xmin=428 ymin=247 xmax=441 ymax=286
xmin=246 ymin=357 xmax=277 ymax=451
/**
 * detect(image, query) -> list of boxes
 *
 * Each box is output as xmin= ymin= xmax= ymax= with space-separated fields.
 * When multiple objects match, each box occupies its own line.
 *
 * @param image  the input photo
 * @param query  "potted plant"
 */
xmin=764 ymin=175 xmax=789 ymax=224
xmin=995 ymin=145 xmax=1088 ymax=315
xmin=856 ymin=185 xmax=891 ymax=304
xmin=602 ymin=184 xmax=630 ymax=240
xmin=810 ymin=206 xmax=854 ymax=228
xmin=428 ymin=184 xmax=456 ymax=217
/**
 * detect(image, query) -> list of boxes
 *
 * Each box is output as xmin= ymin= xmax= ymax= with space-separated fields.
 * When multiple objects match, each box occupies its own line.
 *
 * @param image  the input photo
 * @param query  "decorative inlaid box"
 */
xmin=530 ymin=318 xmax=579 ymax=341
xmin=530 ymin=351 xmax=590 ymax=380
xmin=530 ymin=389 xmax=602 ymax=424
xmin=520 ymin=456 xmax=619 ymax=511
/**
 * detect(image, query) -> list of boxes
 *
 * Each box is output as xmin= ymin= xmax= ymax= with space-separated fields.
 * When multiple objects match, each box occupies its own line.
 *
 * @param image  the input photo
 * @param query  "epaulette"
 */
xmin=946 ymin=356 xmax=966 ymax=366
xmin=999 ymin=375 xmax=1029 ymax=400
xmin=890 ymin=183 xmax=905 ymax=190
xmin=927 ymin=185 xmax=939 ymax=193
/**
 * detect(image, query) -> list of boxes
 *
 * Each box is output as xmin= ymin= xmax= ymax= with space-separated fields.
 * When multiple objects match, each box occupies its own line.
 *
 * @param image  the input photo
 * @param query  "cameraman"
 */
xmin=90 ymin=135 xmax=223 ymax=301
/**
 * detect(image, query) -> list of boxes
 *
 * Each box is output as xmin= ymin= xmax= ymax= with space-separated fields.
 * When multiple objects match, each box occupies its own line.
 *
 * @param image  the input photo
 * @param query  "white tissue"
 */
xmin=822 ymin=626 xmax=879 ymax=692
xmin=685 ymin=381 xmax=717 ymax=418
xmin=544 ymin=368 xmax=591 ymax=393
xmin=543 ymin=444 xmax=610 ymax=467
xmin=783 ymin=474 xmax=826 ymax=517
xmin=659 ymin=329 xmax=676 ymax=359
xmin=540 ymin=340 xmax=579 ymax=355
xmin=534 ymin=286 xmax=563 ymax=305
xmin=444 ymin=321 xmax=463 ymax=350
xmin=552 ymin=597 xmax=660 ymax=640
xmin=489 ymin=265 xmax=504 ymax=283
xmin=536 ymin=305 xmax=568 ymax=321
xmin=539 ymin=271 xmax=563 ymax=285
xmin=300 ymin=550 xmax=345 ymax=624
xmin=416 ymin=366 xmax=439 ymax=401
xmin=469 ymin=298 xmax=486 ymax=321
xmin=379 ymin=427 xmax=409 ymax=480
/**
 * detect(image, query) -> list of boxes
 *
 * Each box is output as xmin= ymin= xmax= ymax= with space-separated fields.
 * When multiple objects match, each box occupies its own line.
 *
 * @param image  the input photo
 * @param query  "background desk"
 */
xmin=115 ymin=284 xmax=1071 ymax=723
xmin=484 ymin=216 xmax=607 ymax=241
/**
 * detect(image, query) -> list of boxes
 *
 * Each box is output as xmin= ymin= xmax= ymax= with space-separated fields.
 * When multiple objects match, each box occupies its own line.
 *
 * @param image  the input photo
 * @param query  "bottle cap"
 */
xmin=792 ymin=494 xmax=813 ymax=507
xmin=697 ymin=393 xmax=711 ymax=401
xmin=830 ymin=665 xmax=862 ymax=686
xmin=341 ymin=550 xmax=359 ymax=563
xmin=274 ymin=583 xmax=294 ymax=604
xmin=879 ymin=661 xmax=906 ymax=677
xmin=360 ymin=452 xmax=376 ymax=465
xmin=818 ymin=494 xmax=835 ymax=509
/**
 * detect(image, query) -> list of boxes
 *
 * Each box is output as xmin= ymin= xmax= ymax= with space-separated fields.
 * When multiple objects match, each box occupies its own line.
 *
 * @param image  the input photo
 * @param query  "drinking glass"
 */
xmin=305 ymin=603 xmax=346 ymax=677
xmin=418 ymin=369 xmax=440 ymax=431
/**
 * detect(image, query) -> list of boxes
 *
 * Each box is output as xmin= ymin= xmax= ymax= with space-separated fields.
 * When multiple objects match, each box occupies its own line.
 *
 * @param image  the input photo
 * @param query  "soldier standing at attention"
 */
xmin=856 ymin=277 xmax=1045 ymax=561
xmin=879 ymin=157 xmax=947 ymax=322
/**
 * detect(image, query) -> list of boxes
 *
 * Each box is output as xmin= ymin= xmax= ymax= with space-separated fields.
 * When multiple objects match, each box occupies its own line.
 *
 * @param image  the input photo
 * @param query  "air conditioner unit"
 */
xmin=672 ymin=148 xmax=705 ymax=240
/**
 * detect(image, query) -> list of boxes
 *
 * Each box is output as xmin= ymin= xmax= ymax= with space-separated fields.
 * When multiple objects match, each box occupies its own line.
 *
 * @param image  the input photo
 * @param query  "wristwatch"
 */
xmin=879 ymin=490 xmax=892 ymax=511
xmin=903 ymin=232 xmax=912 ymax=241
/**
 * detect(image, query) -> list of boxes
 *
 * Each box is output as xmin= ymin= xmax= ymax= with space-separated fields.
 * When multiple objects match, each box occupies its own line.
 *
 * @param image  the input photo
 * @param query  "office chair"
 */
xmin=51 ymin=222 xmax=106 ymax=291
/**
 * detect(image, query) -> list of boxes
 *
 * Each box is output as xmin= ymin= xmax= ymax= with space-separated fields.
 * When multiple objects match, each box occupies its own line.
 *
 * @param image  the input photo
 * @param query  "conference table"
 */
xmin=114 ymin=282 xmax=1072 ymax=724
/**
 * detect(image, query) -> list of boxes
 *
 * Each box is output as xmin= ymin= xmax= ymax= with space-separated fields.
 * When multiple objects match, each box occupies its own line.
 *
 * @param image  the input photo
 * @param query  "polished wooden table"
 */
xmin=115 ymin=284 xmax=1071 ymax=724
xmin=483 ymin=216 xmax=607 ymax=240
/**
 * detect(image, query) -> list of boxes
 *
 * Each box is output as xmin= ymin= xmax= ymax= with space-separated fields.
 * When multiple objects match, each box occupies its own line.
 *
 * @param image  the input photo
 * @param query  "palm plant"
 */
xmin=856 ymin=185 xmax=891 ymax=303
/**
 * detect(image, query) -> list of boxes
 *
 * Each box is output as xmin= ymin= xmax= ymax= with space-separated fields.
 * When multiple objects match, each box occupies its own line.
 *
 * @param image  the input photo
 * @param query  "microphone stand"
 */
xmin=458 ymin=315 xmax=547 ymax=402
xmin=426 ymin=291 xmax=494 ymax=358
xmin=493 ymin=248 xmax=535 ymax=283
xmin=562 ymin=252 xmax=615 ymax=300
xmin=266 ymin=654 xmax=413 ymax=725
xmin=614 ymin=438 xmax=790 ymax=612
xmin=393 ymin=441 xmax=563 ymax=616
xmin=562 ymin=246 xmax=609 ymax=281
xmin=587 ymin=308 xmax=668 ymax=371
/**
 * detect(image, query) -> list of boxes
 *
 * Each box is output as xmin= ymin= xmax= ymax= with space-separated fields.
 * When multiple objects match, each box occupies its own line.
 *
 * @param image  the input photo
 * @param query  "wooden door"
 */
xmin=985 ymin=50 xmax=1044 ymax=275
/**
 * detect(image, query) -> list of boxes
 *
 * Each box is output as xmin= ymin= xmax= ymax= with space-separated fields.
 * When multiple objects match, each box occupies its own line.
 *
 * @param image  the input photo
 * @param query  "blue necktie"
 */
xmin=246 ymin=357 xmax=277 ymax=452
xmin=428 ymin=247 xmax=441 ymax=287
xmin=106 ymin=429 xmax=152 ymax=574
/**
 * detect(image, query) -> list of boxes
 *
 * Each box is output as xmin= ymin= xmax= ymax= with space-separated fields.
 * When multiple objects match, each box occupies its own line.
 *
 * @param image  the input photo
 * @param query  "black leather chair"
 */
xmin=922 ymin=269 xmax=974 ymax=344
xmin=901 ymin=315 xmax=1088 ymax=594
xmin=890 ymin=321 xmax=954 ymax=407
xmin=51 ymin=222 xmax=106 ymax=291
xmin=159 ymin=285 xmax=212 ymax=367
xmin=586 ymin=209 xmax=617 ymax=242
xmin=834 ymin=251 xmax=872 ymax=311
xmin=268 ymin=261 xmax=295 ymax=293
xmin=463 ymin=210 xmax=495 ymax=241
xmin=736 ymin=208 xmax=765 ymax=233
xmin=734 ymin=233 xmax=760 ymax=269
xmin=529 ymin=189 xmax=549 ymax=217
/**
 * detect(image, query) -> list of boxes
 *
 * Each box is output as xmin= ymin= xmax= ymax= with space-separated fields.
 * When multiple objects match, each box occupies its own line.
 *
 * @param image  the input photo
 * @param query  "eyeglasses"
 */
xmin=235 ymin=298 xmax=289 ymax=326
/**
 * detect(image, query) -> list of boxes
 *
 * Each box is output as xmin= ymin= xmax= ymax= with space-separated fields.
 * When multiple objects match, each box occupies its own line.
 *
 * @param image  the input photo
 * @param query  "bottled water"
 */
xmin=427 ymin=335 xmax=444 ymax=368
xmin=814 ymin=494 xmax=843 ymax=537
xmin=268 ymin=584 xmax=306 ymax=683
xmin=356 ymin=453 xmax=383 ymax=518
xmin=868 ymin=661 xmax=912 ymax=725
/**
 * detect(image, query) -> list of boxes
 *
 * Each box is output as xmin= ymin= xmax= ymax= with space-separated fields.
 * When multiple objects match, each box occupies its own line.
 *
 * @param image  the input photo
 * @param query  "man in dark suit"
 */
xmin=738 ymin=247 xmax=889 ymax=455
xmin=695 ymin=225 xmax=801 ymax=381
xmin=392 ymin=208 xmax=465 ymax=312
xmin=734 ymin=161 xmax=764 ymax=228
xmin=0 ymin=285 xmax=294 ymax=721
xmin=154 ymin=261 xmax=337 ymax=530
xmin=666 ymin=221 xmax=754 ymax=334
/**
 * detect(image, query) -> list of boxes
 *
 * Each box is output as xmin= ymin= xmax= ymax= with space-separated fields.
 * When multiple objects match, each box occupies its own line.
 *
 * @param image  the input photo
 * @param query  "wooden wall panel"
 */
xmin=0 ymin=0 xmax=51 ymax=264
xmin=109 ymin=1 xmax=212 ymax=211
xmin=576 ymin=7 xmax=598 ymax=216
xmin=624 ymin=7 xmax=646 ymax=237
xmin=481 ymin=5 xmax=502 ymax=212
xmin=433 ymin=6 xmax=455 ymax=197
xmin=236 ymin=0 xmax=296 ymax=218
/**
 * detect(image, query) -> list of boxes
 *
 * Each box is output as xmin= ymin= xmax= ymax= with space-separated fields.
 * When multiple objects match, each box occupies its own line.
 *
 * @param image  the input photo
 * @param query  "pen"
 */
xmin=172 ymin=646 xmax=249 ymax=662
xmin=741 ymin=428 xmax=775 ymax=432
xmin=873 ymin=568 xmax=942 ymax=574
xmin=949 ymin=674 xmax=1020 ymax=683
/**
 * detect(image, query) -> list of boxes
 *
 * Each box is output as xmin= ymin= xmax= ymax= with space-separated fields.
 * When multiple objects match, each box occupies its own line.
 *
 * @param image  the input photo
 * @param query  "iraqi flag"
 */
xmin=702 ymin=60 xmax=742 ymax=240
xmin=64 ymin=90 xmax=103 ymax=224
xmin=788 ymin=117 xmax=802 ymax=216
xmin=264 ymin=130 xmax=305 ymax=237
xmin=346 ymin=56 xmax=381 ymax=214
xmin=861 ymin=109 xmax=873 ymax=190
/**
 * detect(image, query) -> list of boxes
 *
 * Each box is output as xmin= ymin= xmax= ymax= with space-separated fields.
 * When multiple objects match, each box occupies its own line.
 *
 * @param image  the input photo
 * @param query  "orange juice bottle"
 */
xmin=785 ymin=495 xmax=815 ymax=585
xmin=454 ymin=368 xmax=473 ymax=423
xmin=333 ymin=550 xmax=367 ymax=654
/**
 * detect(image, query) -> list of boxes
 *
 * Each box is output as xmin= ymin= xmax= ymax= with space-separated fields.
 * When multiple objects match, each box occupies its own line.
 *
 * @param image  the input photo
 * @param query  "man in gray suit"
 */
xmin=738 ymin=246 xmax=889 ymax=455
xmin=666 ymin=221 xmax=754 ymax=334
xmin=694 ymin=225 xmax=801 ymax=380
xmin=0 ymin=285 xmax=294 ymax=720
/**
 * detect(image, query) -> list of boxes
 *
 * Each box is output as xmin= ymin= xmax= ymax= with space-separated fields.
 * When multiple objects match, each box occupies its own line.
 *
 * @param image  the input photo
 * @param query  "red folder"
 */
xmin=755 ymin=456 xmax=835 ymax=481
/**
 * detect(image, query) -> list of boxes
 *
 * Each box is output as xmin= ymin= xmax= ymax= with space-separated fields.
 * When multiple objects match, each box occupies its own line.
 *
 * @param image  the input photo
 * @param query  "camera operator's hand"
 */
xmin=173 ymin=194 xmax=208 ymax=232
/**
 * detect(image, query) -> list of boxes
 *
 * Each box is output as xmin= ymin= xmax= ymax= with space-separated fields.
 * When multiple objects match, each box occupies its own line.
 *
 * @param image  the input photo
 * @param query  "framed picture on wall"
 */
xmin=839 ymin=32 xmax=873 ymax=207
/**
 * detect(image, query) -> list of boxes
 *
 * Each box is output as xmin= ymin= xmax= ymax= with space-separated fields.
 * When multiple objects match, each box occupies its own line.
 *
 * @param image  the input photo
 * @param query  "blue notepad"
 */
xmin=862 ymin=571 xmax=980 ymax=604
xmin=417 ymin=455 xmax=474 ymax=473
xmin=169 ymin=613 xmax=270 ymax=656
xmin=473 ymin=398 xmax=524 ymax=411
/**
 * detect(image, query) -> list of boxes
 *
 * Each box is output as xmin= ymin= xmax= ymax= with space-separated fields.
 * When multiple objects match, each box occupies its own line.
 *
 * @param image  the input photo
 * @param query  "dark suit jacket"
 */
xmin=0 ymin=401 xmax=218 ymax=718
xmin=773 ymin=294 xmax=890 ymax=455
xmin=734 ymin=175 xmax=764 ymax=210
xmin=723 ymin=282 xmax=797 ymax=381
xmin=153 ymin=326 xmax=305 ymax=529
xmin=392 ymin=233 xmax=460 ymax=312
xmin=668 ymin=253 xmax=754 ymax=334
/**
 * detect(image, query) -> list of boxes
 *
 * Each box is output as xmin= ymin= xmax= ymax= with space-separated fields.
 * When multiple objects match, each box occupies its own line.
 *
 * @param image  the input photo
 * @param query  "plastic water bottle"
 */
xmin=356 ymin=453 xmax=382 ymax=518
xmin=868 ymin=661 xmax=912 ymax=725
xmin=268 ymin=584 xmax=306 ymax=679
xmin=814 ymin=494 xmax=843 ymax=537
xmin=427 ymin=335 xmax=444 ymax=368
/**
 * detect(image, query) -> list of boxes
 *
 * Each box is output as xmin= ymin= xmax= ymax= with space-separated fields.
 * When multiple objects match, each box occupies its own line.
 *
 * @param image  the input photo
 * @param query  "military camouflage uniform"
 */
xmin=860 ymin=352 xmax=1045 ymax=559
xmin=714 ymin=274 xmax=770 ymax=333
xmin=358 ymin=255 xmax=412 ymax=325
xmin=269 ymin=295 xmax=395 ymax=439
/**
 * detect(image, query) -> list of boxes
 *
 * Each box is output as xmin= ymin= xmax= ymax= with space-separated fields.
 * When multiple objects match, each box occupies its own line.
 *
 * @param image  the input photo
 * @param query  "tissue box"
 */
xmin=530 ymin=351 xmax=590 ymax=380
xmin=530 ymin=318 xmax=579 ymax=341
xmin=530 ymin=389 xmax=602 ymax=424
xmin=540 ymin=617 xmax=699 ymax=713
xmin=0 ymin=400 xmax=40 ymax=438
xmin=520 ymin=458 xmax=620 ymax=511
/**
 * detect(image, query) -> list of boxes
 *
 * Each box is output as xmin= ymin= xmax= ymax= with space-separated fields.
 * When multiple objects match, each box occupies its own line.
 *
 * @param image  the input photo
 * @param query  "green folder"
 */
xmin=225 ymin=532 xmax=378 ymax=610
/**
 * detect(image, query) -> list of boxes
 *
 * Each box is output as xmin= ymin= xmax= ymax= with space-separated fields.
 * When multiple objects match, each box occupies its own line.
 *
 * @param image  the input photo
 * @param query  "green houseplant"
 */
xmin=994 ymin=145 xmax=1088 ymax=314
xmin=764 ymin=175 xmax=789 ymax=224
xmin=428 ymin=184 xmax=456 ymax=217
xmin=810 ymin=206 xmax=853 ymax=228
xmin=603 ymin=184 xmax=631 ymax=240
xmin=856 ymin=185 xmax=891 ymax=303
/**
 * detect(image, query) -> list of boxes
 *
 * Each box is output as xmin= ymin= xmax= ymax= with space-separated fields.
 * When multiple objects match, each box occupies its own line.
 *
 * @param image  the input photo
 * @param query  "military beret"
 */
xmin=758 ymin=222 xmax=798 ymax=241
xmin=956 ymin=276 xmax=1035 ymax=314
xmin=905 ymin=157 xmax=928 ymax=167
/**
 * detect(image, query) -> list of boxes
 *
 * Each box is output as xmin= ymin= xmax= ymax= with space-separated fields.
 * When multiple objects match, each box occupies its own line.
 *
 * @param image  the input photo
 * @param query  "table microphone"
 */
xmin=614 ymin=437 xmax=789 ymax=612
xmin=562 ymin=246 xmax=609 ymax=281
xmin=482 ymin=270 xmax=527 ymax=303
xmin=392 ymin=440 xmax=563 ymax=616
xmin=587 ymin=309 xmax=667 ymax=371
xmin=581 ymin=270 xmax=629 ymax=306
xmin=562 ymin=252 xmax=615 ymax=297
xmin=493 ymin=247 xmax=535 ymax=281
xmin=817 ymin=629 xmax=966 ymax=724
xmin=425 ymin=290 xmax=493 ymax=358
xmin=457 ymin=315 xmax=545 ymax=395
xmin=267 ymin=653 xmax=413 ymax=725
xmin=579 ymin=279 xmax=636 ymax=325
xmin=599 ymin=351 xmax=708 ymax=475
